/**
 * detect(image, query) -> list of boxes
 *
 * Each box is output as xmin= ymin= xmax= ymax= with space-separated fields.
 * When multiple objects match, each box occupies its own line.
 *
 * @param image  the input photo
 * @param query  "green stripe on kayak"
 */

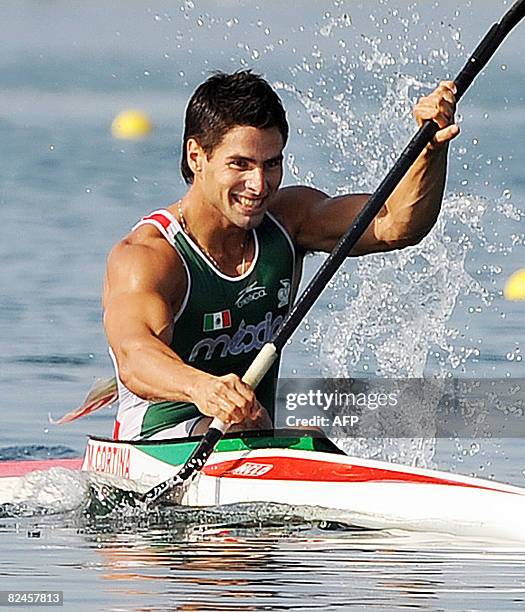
xmin=136 ymin=434 xmax=339 ymax=466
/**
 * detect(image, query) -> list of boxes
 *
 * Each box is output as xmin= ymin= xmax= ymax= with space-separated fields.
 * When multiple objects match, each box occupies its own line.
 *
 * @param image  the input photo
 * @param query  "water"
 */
xmin=2 ymin=0 xmax=525 ymax=609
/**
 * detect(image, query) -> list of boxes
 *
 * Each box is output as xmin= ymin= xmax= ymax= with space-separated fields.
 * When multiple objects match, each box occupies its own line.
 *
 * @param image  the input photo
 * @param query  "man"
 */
xmin=103 ymin=70 xmax=458 ymax=441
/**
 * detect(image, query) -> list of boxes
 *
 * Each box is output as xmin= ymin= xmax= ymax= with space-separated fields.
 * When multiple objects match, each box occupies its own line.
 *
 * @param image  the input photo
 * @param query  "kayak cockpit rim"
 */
xmin=87 ymin=428 xmax=346 ymax=454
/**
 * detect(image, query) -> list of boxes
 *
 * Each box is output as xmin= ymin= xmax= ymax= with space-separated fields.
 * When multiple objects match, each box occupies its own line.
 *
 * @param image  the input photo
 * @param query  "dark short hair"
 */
xmin=181 ymin=70 xmax=289 ymax=184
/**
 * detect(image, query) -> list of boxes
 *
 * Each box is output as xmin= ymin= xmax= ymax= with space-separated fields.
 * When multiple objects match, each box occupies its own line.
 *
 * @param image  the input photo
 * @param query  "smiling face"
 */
xmin=187 ymin=125 xmax=284 ymax=230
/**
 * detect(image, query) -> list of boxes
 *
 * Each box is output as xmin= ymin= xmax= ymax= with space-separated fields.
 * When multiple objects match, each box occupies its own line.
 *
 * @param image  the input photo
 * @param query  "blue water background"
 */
xmin=1 ymin=1 xmax=525 ymax=609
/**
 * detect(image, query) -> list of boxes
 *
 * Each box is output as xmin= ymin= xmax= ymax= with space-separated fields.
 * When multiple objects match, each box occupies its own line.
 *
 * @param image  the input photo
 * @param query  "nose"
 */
xmin=245 ymin=167 xmax=266 ymax=194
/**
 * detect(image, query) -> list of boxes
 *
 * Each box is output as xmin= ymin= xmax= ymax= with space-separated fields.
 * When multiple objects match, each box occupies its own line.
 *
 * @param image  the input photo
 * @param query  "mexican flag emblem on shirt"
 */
xmin=203 ymin=309 xmax=232 ymax=332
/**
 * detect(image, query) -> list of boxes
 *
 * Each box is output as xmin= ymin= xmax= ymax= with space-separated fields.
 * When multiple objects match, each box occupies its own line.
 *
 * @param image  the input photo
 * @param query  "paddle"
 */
xmin=50 ymin=377 xmax=118 ymax=424
xmin=141 ymin=0 xmax=525 ymax=506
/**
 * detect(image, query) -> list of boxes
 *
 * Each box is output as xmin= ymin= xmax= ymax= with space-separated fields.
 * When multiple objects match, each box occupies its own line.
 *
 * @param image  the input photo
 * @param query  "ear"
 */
xmin=186 ymin=138 xmax=205 ymax=176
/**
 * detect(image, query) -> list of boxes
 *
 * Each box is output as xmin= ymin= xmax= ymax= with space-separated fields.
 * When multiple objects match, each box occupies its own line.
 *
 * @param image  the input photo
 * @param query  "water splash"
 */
xmin=274 ymin=4 xmax=523 ymax=467
xmin=0 ymin=468 xmax=90 ymax=517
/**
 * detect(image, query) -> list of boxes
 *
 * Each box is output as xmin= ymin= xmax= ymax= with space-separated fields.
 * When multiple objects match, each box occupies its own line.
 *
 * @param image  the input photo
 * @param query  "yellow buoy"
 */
xmin=111 ymin=109 xmax=153 ymax=140
xmin=504 ymin=269 xmax=525 ymax=301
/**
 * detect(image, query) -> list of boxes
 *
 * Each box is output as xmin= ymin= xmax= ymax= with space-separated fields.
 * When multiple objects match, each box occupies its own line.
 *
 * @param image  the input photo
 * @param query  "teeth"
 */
xmin=236 ymin=196 xmax=262 ymax=208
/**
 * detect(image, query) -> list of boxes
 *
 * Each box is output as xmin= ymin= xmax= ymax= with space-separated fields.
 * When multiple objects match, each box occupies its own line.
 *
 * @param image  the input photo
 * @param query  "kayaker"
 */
xmin=103 ymin=70 xmax=458 ymax=440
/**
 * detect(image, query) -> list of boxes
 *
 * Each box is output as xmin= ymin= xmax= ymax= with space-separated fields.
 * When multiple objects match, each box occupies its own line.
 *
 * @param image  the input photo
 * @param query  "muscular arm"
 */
xmin=271 ymin=82 xmax=458 ymax=255
xmin=103 ymin=228 xmax=258 ymax=424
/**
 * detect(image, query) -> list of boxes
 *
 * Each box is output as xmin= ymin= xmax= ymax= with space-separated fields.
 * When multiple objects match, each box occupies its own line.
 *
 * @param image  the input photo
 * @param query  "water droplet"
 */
xmin=469 ymin=443 xmax=480 ymax=456
xmin=501 ymin=64 xmax=507 ymax=71
xmin=451 ymin=28 xmax=461 ymax=42
xmin=251 ymin=48 xmax=260 ymax=60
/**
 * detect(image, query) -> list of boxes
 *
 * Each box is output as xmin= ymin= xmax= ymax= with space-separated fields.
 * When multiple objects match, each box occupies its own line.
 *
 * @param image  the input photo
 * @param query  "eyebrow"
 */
xmin=226 ymin=154 xmax=284 ymax=164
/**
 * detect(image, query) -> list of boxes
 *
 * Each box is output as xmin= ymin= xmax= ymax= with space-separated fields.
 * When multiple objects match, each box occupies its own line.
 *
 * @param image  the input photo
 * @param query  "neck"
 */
xmin=173 ymin=195 xmax=253 ymax=276
xmin=179 ymin=191 xmax=250 ymax=251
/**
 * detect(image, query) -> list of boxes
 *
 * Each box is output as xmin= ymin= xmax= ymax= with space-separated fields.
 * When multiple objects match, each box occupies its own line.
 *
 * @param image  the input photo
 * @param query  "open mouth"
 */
xmin=232 ymin=194 xmax=265 ymax=213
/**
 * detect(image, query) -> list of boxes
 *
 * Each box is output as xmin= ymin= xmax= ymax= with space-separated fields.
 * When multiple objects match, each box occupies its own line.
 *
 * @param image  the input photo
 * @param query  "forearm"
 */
xmin=375 ymin=144 xmax=448 ymax=248
xmin=114 ymin=334 xmax=207 ymax=404
xmin=113 ymin=333 xmax=259 ymax=425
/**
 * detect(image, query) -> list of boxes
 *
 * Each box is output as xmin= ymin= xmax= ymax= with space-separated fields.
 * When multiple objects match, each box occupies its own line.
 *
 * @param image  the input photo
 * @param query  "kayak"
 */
xmin=2 ymin=429 xmax=525 ymax=541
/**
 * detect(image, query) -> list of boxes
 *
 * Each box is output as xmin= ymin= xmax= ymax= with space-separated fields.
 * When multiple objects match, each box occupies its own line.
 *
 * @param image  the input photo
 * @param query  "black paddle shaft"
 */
xmin=141 ymin=431 xmax=220 ymax=504
xmin=272 ymin=0 xmax=525 ymax=353
xmin=142 ymin=0 xmax=525 ymax=506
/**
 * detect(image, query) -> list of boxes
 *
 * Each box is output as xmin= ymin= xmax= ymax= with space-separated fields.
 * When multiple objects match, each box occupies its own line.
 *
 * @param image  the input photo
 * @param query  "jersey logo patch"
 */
xmin=278 ymin=279 xmax=291 ymax=308
xmin=203 ymin=309 xmax=232 ymax=332
xmin=190 ymin=311 xmax=283 ymax=362
xmin=235 ymin=280 xmax=267 ymax=309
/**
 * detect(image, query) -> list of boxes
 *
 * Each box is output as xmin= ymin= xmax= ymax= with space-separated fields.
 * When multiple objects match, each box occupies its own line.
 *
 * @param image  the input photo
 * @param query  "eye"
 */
xmin=265 ymin=157 xmax=283 ymax=170
xmin=229 ymin=159 xmax=249 ymax=170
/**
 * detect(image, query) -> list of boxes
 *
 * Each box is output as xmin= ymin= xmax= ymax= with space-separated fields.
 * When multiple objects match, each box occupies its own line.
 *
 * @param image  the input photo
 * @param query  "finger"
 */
xmin=250 ymin=401 xmax=260 ymax=421
xmin=218 ymin=400 xmax=244 ymax=424
xmin=417 ymin=96 xmax=455 ymax=116
xmin=229 ymin=381 xmax=258 ymax=416
xmin=217 ymin=393 xmax=248 ymax=419
xmin=232 ymin=377 xmax=256 ymax=402
xmin=215 ymin=377 xmax=252 ymax=408
xmin=439 ymin=80 xmax=457 ymax=95
xmin=221 ymin=374 xmax=255 ymax=404
xmin=222 ymin=389 xmax=258 ymax=421
xmin=433 ymin=123 xmax=460 ymax=144
xmin=415 ymin=88 xmax=456 ymax=123
xmin=434 ymin=110 xmax=454 ymax=130
xmin=435 ymin=92 xmax=456 ymax=110
xmin=250 ymin=402 xmax=262 ymax=420
xmin=212 ymin=405 xmax=235 ymax=424
xmin=415 ymin=103 xmax=454 ymax=129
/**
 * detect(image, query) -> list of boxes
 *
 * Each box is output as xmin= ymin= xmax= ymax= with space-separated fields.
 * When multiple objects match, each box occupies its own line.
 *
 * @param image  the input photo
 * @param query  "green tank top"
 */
xmin=136 ymin=209 xmax=296 ymax=438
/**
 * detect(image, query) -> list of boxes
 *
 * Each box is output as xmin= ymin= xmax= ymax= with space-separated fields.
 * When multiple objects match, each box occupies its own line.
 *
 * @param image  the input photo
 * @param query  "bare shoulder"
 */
xmin=268 ymin=185 xmax=372 ymax=254
xmin=104 ymin=224 xmax=187 ymax=309
xmin=268 ymin=185 xmax=327 ymax=241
